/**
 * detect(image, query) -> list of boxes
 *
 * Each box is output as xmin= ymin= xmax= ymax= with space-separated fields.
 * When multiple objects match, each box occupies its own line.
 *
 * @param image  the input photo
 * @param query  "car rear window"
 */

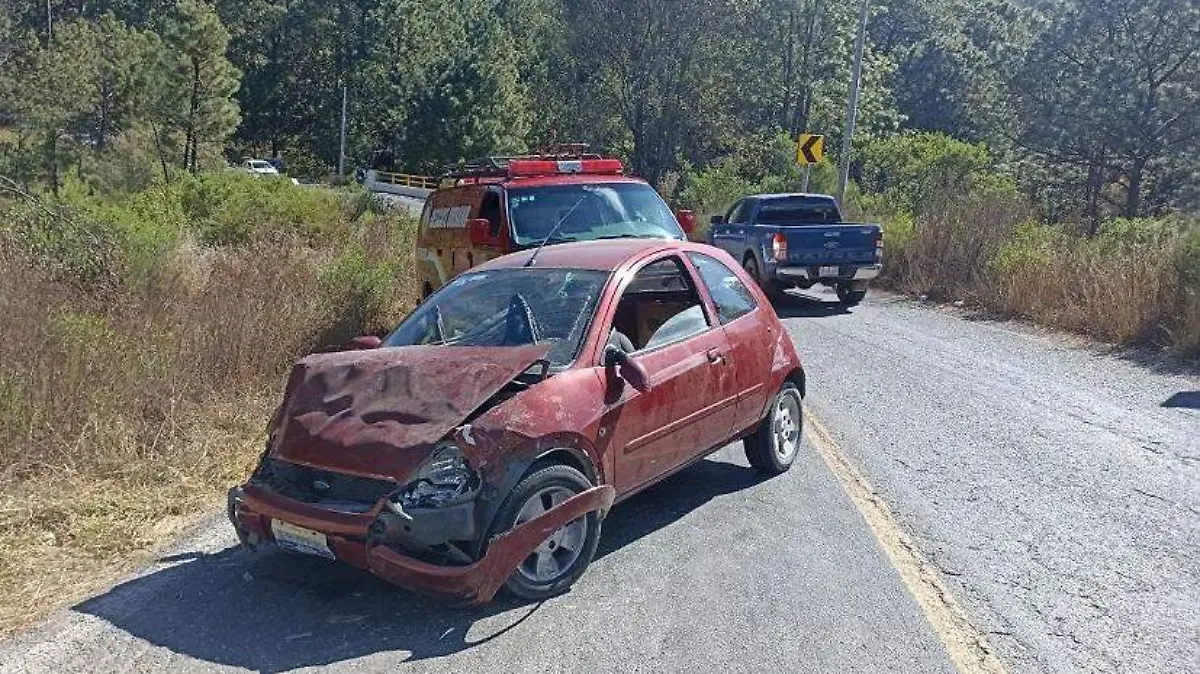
xmin=755 ymin=197 xmax=841 ymax=224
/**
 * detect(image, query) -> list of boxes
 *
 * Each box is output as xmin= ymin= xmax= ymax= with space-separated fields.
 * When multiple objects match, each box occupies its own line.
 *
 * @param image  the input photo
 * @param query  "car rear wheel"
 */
xmin=490 ymin=464 xmax=601 ymax=600
xmin=745 ymin=382 xmax=802 ymax=475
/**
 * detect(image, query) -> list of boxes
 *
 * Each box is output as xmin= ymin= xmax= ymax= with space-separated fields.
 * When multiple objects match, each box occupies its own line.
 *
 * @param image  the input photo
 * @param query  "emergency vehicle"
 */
xmin=414 ymin=149 xmax=696 ymax=297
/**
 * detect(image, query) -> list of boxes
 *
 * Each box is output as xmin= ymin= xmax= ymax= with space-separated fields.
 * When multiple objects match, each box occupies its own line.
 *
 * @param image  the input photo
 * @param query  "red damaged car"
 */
xmin=228 ymin=239 xmax=806 ymax=602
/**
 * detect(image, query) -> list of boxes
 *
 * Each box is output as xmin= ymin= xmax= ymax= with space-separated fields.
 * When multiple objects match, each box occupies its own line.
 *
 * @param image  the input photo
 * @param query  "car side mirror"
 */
xmin=468 ymin=218 xmax=495 ymax=247
xmin=603 ymin=344 xmax=650 ymax=392
xmin=346 ymin=335 xmax=382 ymax=350
xmin=710 ymin=214 xmax=725 ymax=225
xmin=675 ymin=209 xmax=696 ymax=234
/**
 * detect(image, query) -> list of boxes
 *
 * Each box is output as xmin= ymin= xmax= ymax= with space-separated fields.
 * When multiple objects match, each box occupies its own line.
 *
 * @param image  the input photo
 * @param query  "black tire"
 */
xmin=744 ymin=382 xmax=803 ymax=475
xmin=743 ymin=255 xmax=782 ymax=301
xmin=489 ymin=464 xmax=601 ymax=600
xmin=835 ymin=284 xmax=867 ymax=306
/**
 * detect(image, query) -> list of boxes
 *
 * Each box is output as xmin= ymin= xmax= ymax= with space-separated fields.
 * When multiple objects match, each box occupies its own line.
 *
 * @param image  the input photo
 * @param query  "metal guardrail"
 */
xmin=371 ymin=171 xmax=440 ymax=190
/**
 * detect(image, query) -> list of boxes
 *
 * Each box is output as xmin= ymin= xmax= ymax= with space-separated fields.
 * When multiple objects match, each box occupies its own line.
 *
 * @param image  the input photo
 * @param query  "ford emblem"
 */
xmin=824 ymin=241 xmax=840 ymax=249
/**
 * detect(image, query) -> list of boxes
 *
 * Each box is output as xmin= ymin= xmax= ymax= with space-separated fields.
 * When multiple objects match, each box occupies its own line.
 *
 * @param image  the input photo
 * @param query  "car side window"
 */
xmin=725 ymin=200 xmax=743 ymax=224
xmin=688 ymin=252 xmax=758 ymax=324
xmin=727 ymin=199 xmax=752 ymax=224
xmin=611 ymin=257 xmax=711 ymax=353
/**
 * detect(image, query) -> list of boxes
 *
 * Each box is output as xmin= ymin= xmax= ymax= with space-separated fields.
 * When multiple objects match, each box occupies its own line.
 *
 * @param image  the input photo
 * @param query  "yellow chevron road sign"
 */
xmin=796 ymin=134 xmax=824 ymax=165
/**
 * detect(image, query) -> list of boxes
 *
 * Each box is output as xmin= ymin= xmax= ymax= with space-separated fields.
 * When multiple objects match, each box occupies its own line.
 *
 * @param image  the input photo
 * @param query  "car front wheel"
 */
xmin=489 ymin=463 xmax=601 ymax=600
xmin=745 ymin=382 xmax=802 ymax=475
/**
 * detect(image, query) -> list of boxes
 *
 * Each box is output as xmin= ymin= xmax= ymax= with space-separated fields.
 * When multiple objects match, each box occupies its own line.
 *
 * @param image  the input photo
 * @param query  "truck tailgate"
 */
xmin=783 ymin=225 xmax=878 ymax=266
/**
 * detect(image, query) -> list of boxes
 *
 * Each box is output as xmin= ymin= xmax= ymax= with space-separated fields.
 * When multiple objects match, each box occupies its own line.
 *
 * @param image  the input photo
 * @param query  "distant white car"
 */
xmin=242 ymin=159 xmax=279 ymax=176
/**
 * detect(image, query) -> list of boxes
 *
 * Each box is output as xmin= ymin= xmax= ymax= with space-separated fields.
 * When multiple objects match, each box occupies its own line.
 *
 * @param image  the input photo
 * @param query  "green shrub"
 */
xmin=859 ymin=133 xmax=1015 ymax=216
xmin=677 ymin=132 xmax=839 ymax=234
xmin=0 ymin=200 xmax=122 ymax=290
xmin=316 ymin=247 xmax=399 ymax=347
xmin=991 ymin=221 xmax=1060 ymax=277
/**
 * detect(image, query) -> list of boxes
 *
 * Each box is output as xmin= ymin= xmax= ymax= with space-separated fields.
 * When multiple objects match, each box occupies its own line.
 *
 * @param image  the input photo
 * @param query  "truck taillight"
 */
xmin=875 ymin=230 xmax=884 ymax=259
xmin=772 ymin=233 xmax=788 ymax=262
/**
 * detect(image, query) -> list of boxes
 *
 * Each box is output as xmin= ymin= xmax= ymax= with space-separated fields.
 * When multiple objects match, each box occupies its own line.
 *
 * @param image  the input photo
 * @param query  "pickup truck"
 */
xmin=706 ymin=193 xmax=882 ymax=305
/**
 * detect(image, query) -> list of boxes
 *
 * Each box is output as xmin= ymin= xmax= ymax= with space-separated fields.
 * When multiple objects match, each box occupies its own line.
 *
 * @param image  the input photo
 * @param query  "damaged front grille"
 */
xmin=251 ymin=458 xmax=397 ymax=512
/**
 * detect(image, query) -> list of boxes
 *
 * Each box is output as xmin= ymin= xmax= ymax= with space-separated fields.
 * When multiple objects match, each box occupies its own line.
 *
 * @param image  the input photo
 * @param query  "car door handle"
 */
xmin=706 ymin=349 xmax=726 ymax=365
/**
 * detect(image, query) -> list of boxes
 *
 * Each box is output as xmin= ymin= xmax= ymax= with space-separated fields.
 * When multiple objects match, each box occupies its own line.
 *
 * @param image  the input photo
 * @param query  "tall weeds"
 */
xmin=875 ymin=198 xmax=1200 ymax=358
xmin=0 ymin=174 xmax=418 ymax=631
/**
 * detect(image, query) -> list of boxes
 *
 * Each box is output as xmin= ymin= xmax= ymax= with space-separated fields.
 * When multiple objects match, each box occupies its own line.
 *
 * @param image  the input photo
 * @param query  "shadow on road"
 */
xmin=72 ymin=458 xmax=766 ymax=672
xmin=1161 ymin=391 xmax=1200 ymax=409
xmin=770 ymin=290 xmax=853 ymax=319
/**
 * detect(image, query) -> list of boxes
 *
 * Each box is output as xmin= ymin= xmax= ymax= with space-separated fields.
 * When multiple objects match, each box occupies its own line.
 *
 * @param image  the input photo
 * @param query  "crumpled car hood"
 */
xmin=270 ymin=344 xmax=550 ymax=481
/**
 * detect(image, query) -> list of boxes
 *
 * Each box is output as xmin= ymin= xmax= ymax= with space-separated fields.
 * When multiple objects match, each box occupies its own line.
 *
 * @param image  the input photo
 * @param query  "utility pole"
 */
xmin=46 ymin=0 xmax=53 ymax=41
xmin=338 ymin=81 xmax=348 ymax=179
xmin=837 ymin=0 xmax=870 ymax=205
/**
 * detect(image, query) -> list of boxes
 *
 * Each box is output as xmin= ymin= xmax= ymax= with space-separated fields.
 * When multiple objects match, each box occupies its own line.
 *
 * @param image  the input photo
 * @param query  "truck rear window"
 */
xmin=506 ymin=183 xmax=684 ymax=246
xmin=756 ymin=197 xmax=841 ymax=224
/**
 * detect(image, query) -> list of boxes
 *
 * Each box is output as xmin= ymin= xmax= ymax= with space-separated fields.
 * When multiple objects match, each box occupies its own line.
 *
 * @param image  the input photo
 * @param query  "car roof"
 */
xmin=476 ymin=238 xmax=709 ymax=272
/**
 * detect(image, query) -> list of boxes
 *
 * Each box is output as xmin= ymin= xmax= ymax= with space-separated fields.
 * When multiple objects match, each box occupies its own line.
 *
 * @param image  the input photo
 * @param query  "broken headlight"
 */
xmin=389 ymin=444 xmax=480 ymax=512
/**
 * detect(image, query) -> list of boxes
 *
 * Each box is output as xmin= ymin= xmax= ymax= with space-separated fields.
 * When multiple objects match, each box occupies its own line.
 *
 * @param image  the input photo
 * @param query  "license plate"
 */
xmin=271 ymin=519 xmax=334 ymax=559
xmin=819 ymin=265 xmax=840 ymax=277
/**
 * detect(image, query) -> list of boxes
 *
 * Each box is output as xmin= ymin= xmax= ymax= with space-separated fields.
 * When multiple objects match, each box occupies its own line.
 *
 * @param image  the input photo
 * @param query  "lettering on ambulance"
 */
xmin=427 ymin=205 xmax=471 ymax=229
xmin=416 ymin=199 xmax=446 ymax=288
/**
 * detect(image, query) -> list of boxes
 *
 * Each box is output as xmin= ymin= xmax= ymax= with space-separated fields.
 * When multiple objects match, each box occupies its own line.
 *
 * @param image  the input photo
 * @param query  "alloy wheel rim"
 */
xmin=514 ymin=486 xmax=586 ymax=584
xmin=773 ymin=391 xmax=801 ymax=461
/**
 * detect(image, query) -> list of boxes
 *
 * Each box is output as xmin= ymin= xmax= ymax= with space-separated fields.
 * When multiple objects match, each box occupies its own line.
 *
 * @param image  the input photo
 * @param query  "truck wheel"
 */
xmin=489 ymin=464 xmax=601 ymax=600
xmin=835 ymin=284 xmax=867 ymax=306
xmin=743 ymin=256 xmax=782 ymax=300
xmin=744 ymin=382 xmax=802 ymax=475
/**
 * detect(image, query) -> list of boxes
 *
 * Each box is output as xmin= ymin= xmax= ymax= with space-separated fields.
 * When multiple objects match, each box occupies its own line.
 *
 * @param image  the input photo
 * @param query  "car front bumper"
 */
xmin=227 ymin=483 xmax=614 ymax=603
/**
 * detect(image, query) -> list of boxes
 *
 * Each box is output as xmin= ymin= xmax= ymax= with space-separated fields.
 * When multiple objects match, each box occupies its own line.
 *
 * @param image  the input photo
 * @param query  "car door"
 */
xmin=687 ymin=251 xmax=775 ymax=434
xmin=599 ymin=255 xmax=739 ymax=494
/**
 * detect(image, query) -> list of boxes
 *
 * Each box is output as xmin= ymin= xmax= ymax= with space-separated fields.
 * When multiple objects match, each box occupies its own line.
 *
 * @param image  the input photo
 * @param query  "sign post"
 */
xmin=796 ymin=133 xmax=824 ymax=192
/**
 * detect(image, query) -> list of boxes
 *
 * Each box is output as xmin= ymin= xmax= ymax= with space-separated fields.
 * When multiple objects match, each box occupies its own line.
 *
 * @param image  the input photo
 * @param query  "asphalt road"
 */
xmin=776 ymin=288 xmax=1199 ymax=673
xmin=2 ymin=288 xmax=1196 ymax=673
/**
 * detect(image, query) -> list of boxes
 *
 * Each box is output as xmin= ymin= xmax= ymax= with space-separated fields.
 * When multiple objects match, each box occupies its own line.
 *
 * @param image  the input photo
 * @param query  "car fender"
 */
xmin=458 ymin=425 xmax=604 ymax=540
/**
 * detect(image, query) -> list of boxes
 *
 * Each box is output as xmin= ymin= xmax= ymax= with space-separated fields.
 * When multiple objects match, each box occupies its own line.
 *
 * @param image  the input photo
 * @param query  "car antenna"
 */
xmin=525 ymin=195 xmax=585 ymax=268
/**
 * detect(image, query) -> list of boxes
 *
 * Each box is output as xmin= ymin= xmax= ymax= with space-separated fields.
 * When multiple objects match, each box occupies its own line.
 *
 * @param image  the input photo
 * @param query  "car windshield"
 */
xmin=756 ymin=196 xmax=841 ymax=224
xmin=507 ymin=183 xmax=684 ymax=246
xmin=383 ymin=268 xmax=609 ymax=368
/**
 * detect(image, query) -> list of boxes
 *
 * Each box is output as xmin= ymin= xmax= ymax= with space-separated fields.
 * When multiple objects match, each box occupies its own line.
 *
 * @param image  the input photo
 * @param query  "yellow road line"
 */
xmin=804 ymin=411 xmax=1009 ymax=674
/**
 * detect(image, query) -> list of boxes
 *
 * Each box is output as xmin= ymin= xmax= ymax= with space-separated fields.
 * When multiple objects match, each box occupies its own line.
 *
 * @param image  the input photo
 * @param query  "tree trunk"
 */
xmin=47 ymin=132 xmax=59 ymax=195
xmin=1084 ymin=161 xmax=1102 ymax=236
xmin=793 ymin=0 xmax=820 ymax=134
xmin=1124 ymin=156 xmax=1147 ymax=219
xmin=780 ymin=6 xmax=795 ymax=130
xmin=186 ymin=57 xmax=201 ymax=172
xmin=151 ymin=121 xmax=171 ymax=183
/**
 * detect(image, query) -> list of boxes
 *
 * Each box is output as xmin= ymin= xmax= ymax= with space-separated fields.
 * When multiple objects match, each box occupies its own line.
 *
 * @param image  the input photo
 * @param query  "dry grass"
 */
xmin=0 ymin=192 xmax=418 ymax=634
xmin=875 ymin=196 xmax=1200 ymax=358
